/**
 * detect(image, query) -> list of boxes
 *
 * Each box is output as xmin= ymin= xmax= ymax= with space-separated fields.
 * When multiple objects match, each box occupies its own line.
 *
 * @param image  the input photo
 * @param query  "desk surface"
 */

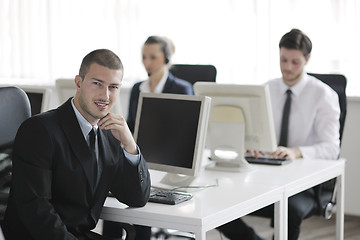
xmin=244 ymin=158 xmax=345 ymax=195
xmin=102 ymin=168 xmax=284 ymax=232
xmin=101 ymin=158 xmax=345 ymax=240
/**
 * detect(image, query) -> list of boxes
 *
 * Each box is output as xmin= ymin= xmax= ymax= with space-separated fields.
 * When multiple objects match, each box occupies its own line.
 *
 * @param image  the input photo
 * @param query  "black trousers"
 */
xmin=218 ymin=188 xmax=317 ymax=240
xmin=103 ymin=221 xmax=151 ymax=240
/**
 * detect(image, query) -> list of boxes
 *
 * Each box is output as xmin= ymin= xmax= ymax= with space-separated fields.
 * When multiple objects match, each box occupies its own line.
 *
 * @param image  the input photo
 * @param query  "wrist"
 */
xmin=124 ymin=143 xmax=138 ymax=155
xmin=291 ymin=147 xmax=302 ymax=159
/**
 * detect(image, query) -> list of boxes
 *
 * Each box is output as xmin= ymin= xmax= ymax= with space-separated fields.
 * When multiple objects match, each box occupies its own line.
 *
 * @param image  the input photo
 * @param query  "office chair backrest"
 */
xmin=0 ymin=87 xmax=31 ymax=151
xmin=308 ymin=73 xmax=347 ymax=142
xmin=308 ymin=73 xmax=347 ymax=219
xmin=0 ymin=87 xmax=31 ymax=221
xmin=169 ymin=64 xmax=217 ymax=85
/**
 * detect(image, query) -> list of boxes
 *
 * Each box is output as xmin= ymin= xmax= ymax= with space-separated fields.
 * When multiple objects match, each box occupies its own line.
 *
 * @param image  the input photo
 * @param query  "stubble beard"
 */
xmin=79 ymin=95 xmax=109 ymax=123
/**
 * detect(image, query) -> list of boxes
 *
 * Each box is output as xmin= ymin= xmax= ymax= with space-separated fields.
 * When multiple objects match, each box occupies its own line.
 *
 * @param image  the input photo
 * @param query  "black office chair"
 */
xmin=0 ymin=87 xmax=31 ymax=221
xmin=308 ymin=73 xmax=347 ymax=219
xmin=169 ymin=64 xmax=217 ymax=85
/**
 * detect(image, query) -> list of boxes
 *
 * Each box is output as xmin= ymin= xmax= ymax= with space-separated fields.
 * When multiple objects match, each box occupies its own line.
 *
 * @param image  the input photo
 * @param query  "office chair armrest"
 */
xmin=118 ymin=223 xmax=136 ymax=240
xmin=313 ymin=178 xmax=337 ymax=218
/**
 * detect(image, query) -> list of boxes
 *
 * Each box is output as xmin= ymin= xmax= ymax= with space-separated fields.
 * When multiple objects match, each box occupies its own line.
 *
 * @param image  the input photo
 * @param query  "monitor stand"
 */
xmin=206 ymin=149 xmax=252 ymax=172
xmin=159 ymin=173 xmax=197 ymax=188
xmin=151 ymin=172 xmax=214 ymax=193
xmin=205 ymin=108 xmax=252 ymax=172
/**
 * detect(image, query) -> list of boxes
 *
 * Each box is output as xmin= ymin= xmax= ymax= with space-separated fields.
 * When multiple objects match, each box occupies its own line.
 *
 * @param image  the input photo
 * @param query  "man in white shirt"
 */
xmin=218 ymin=29 xmax=340 ymax=240
xmin=267 ymin=46 xmax=340 ymax=160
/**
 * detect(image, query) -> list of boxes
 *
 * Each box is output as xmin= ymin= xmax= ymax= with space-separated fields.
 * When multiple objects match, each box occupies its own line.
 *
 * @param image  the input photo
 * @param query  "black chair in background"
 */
xmin=0 ymin=87 xmax=31 ymax=222
xmin=308 ymin=73 xmax=347 ymax=219
xmin=169 ymin=64 xmax=217 ymax=85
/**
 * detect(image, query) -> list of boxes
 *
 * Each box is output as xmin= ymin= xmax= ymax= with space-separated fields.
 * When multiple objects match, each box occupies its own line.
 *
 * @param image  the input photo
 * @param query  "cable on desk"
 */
xmin=170 ymin=178 xmax=219 ymax=191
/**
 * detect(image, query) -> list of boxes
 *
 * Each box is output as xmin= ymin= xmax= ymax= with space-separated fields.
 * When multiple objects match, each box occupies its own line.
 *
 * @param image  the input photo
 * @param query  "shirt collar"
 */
xmin=139 ymin=69 xmax=169 ymax=93
xmin=280 ymin=72 xmax=309 ymax=97
xmin=71 ymin=98 xmax=98 ymax=139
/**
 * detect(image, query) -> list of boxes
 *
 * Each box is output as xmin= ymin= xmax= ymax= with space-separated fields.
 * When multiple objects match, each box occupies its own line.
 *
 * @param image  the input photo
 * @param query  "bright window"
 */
xmin=1 ymin=0 xmax=359 ymax=95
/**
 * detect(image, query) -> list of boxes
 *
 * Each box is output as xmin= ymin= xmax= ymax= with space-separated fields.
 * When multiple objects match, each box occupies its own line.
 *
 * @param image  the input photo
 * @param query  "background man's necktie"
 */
xmin=279 ymin=89 xmax=292 ymax=147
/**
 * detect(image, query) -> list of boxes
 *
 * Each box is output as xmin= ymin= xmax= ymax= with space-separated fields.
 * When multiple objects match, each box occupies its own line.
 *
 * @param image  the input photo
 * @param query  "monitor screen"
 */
xmin=25 ymin=92 xmax=43 ymax=116
xmin=134 ymin=93 xmax=211 ymax=177
xmin=21 ymin=87 xmax=51 ymax=116
xmin=194 ymin=82 xmax=277 ymax=171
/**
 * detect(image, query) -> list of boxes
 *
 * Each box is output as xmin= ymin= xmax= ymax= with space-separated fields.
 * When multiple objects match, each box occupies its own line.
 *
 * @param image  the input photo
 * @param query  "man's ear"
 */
xmin=74 ymin=75 xmax=82 ymax=89
xmin=305 ymin=54 xmax=311 ymax=64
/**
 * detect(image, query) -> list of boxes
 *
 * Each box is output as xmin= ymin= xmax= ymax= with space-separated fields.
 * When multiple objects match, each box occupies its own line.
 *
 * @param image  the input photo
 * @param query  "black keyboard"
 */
xmin=245 ymin=156 xmax=291 ymax=165
xmin=149 ymin=188 xmax=193 ymax=205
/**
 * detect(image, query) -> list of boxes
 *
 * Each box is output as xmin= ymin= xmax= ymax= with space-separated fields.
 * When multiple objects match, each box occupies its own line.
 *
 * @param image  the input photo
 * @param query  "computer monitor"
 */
xmin=21 ymin=87 xmax=51 ymax=116
xmin=134 ymin=92 xmax=211 ymax=187
xmin=194 ymin=82 xmax=277 ymax=172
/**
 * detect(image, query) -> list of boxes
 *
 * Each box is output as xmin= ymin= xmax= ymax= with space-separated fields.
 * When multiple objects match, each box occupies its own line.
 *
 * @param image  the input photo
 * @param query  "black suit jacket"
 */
xmin=127 ymin=72 xmax=194 ymax=132
xmin=3 ymin=99 xmax=151 ymax=240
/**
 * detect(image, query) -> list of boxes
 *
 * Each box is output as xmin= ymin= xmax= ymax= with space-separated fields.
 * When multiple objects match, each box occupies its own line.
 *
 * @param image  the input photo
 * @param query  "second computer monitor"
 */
xmin=194 ymin=82 xmax=277 ymax=171
xmin=134 ymin=92 xmax=211 ymax=183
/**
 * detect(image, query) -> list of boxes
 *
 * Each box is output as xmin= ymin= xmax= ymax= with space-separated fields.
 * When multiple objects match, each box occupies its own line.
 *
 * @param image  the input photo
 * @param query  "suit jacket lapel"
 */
xmin=58 ymin=99 xmax=96 ymax=192
xmin=162 ymin=74 xmax=174 ymax=93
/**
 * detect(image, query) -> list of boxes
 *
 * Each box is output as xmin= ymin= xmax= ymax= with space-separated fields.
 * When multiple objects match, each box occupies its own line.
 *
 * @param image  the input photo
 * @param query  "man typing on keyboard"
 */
xmin=218 ymin=29 xmax=341 ymax=240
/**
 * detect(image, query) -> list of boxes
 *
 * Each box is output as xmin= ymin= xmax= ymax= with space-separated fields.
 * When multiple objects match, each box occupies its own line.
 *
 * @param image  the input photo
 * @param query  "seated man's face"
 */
xmin=279 ymin=47 xmax=309 ymax=86
xmin=74 ymin=63 xmax=123 ymax=125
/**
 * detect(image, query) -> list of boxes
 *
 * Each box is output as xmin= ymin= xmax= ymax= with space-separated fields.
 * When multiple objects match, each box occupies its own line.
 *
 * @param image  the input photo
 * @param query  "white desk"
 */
xmin=101 ymin=158 xmax=345 ymax=240
xmin=243 ymin=158 xmax=345 ymax=240
xmin=102 ymin=169 xmax=285 ymax=240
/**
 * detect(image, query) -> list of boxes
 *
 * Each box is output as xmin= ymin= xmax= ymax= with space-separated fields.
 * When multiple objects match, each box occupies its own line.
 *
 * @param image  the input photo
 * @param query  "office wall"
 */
xmin=339 ymin=97 xmax=360 ymax=216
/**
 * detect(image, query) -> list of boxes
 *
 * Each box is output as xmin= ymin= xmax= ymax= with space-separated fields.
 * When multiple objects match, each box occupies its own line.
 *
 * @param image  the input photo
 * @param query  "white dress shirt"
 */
xmin=266 ymin=73 xmax=340 ymax=160
xmin=139 ymin=70 xmax=169 ymax=93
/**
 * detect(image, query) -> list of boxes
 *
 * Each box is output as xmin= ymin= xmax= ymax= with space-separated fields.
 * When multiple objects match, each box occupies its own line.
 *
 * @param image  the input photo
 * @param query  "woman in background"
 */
xmin=127 ymin=35 xmax=194 ymax=132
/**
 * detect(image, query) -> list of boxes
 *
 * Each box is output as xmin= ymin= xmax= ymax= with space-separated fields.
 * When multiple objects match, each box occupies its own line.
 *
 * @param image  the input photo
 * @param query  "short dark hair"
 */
xmin=79 ymin=49 xmax=123 ymax=79
xmin=279 ymin=29 xmax=312 ymax=58
xmin=144 ymin=36 xmax=174 ymax=63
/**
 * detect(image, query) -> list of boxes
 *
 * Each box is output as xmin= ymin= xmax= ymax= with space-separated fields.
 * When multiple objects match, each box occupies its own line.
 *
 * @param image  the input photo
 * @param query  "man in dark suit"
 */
xmin=3 ymin=49 xmax=151 ymax=240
